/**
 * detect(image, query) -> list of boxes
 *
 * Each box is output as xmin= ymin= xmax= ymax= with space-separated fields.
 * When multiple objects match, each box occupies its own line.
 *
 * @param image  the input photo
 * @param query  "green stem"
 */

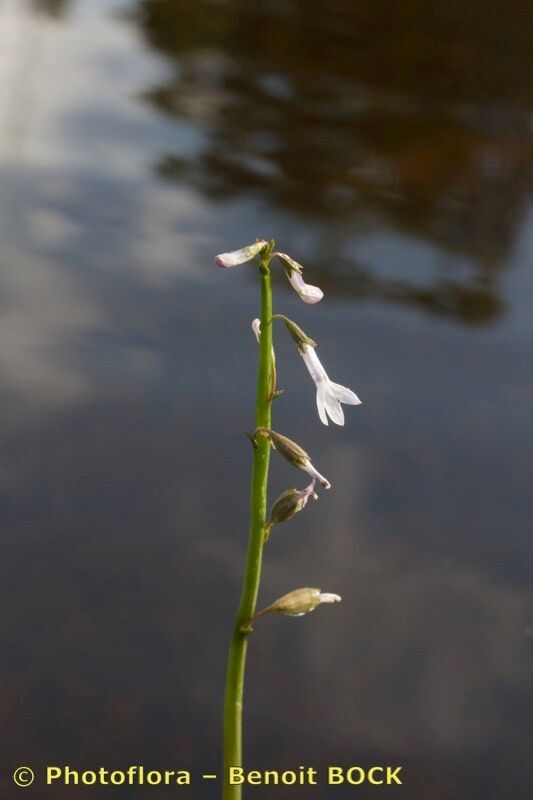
xmin=222 ymin=246 xmax=274 ymax=799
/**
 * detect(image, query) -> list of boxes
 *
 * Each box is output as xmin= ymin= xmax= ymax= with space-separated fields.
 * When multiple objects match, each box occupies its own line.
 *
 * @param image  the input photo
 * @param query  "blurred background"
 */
xmin=0 ymin=1 xmax=532 ymax=797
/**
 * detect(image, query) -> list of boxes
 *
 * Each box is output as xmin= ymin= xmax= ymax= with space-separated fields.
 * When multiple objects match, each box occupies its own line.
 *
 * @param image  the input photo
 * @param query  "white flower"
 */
xmin=273 ymin=252 xmax=324 ymax=304
xmin=215 ymin=239 xmax=268 ymax=268
xmin=300 ymin=343 xmax=361 ymax=426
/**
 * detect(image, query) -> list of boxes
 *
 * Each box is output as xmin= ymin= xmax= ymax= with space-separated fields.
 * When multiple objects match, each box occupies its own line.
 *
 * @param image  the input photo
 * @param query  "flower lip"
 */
xmin=215 ymin=239 xmax=268 ymax=268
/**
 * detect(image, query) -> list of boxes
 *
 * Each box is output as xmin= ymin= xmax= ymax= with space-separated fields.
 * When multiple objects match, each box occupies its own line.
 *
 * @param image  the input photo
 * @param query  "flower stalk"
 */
xmin=222 ymin=242 xmax=274 ymax=800
xmin=218 ymin=237 xmax=356 ymax=799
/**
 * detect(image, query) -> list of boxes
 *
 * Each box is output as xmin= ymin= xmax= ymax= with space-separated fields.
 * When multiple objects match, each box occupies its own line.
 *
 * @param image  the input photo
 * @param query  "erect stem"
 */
xmin=222 ymin=243 xmax=274 ymax=799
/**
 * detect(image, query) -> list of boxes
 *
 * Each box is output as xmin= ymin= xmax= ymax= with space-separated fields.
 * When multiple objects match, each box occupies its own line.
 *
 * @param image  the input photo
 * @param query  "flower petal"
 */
xmin=301 ymin=344 xmax=328 ymax=384
xmin=303 ymin=460 xmax=331 ymax=489
xmin=316 ymin=387 xmax=329 ymax=426
xmin=296 ymin=479 xmax=318 ymax=508
xmin=324 ymin=393 xmax=345 ymax=425
xmin=319 ymin=593 xmax=342 ymax=604
xmin=330 ymin=381 xmax=361 ymax=405
xmin=288 ymin=271 xmax=324 ymax=304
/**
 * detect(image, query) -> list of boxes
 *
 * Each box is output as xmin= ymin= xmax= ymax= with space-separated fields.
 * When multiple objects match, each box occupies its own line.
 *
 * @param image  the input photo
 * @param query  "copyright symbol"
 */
xmin=13 ymin=767 xmax=35 ymax=787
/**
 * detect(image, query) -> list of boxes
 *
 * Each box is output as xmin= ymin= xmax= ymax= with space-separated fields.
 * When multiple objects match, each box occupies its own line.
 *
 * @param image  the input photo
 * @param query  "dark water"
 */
xmin=1 ymin=1 xmax=532 ymax=797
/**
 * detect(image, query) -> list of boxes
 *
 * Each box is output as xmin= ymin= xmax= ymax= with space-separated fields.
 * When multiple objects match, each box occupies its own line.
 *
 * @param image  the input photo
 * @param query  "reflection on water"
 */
xmin=0 ymin=1 xmax=532 ymax=799
xmin=31 ymin=0 xmax=69 ymax=16
xmin=137 ymin=0 xmax=533 ymax=324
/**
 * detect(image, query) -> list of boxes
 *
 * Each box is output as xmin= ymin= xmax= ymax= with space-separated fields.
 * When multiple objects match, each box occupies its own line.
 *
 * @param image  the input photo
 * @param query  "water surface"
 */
xmin=0 ymin=1 xmax=531 ymax=797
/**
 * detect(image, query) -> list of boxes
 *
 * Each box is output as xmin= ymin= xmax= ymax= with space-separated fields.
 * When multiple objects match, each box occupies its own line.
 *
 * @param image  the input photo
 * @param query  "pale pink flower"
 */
xmin=273 ymin=252 xmax=324 ymax=304
xmin=215 ymin=240 xmax=268 ymax=268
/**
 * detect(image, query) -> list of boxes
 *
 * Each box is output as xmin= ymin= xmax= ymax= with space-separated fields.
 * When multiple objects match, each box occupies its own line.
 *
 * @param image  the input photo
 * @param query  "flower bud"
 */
xmin=245 ymin=588 xmax=341 ymax=628
xmin=257 ymin=428 xmax=331 ymax=489
xmin=215 ymin=239 xmax=268 ymax=268
xmin=266 ymin=480 xmax=318 ymax=535
xmin=268 ymin=488 xmax=300 ymax=526
xmin=272 ymin=314 xmax=316 ymax=350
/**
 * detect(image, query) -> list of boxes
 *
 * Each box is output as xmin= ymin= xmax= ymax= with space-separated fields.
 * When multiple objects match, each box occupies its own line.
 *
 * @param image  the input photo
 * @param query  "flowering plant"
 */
xmin=217 ymin=239 xmax=361 ymax=798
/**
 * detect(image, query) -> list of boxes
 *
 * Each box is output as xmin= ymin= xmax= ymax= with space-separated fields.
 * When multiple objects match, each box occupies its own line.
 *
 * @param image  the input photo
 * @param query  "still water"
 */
xmin=1 ymin=1 xmax=531 ymax=797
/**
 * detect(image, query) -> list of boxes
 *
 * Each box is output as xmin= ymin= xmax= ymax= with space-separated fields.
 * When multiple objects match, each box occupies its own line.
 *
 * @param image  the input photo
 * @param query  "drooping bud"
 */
xmin=215 ymin=240 xmax=268 ymax=268
xmin=272 ymin=314 xmax=316 ymax=351
xmin=265 ymin=480 xmax=318 ymax=537
xmin=273 ymin=253 xmax=324 ymax=304
xmin=256 ymin=428 xmax=331 ymax=489
xmin=245 ymin=587 xmax=341 ymax=628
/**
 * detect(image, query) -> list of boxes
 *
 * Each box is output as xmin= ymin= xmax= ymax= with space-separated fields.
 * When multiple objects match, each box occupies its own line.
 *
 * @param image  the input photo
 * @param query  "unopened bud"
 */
xmin=266 ymin=480 xmax=318 ymax=536
xmin=246 ymin=587 xmax=341 ymax=628
xmin=215 ymin=239 xmax=268 ymax=268
xmin=272 ymin=314 xmax=316 ymax=350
